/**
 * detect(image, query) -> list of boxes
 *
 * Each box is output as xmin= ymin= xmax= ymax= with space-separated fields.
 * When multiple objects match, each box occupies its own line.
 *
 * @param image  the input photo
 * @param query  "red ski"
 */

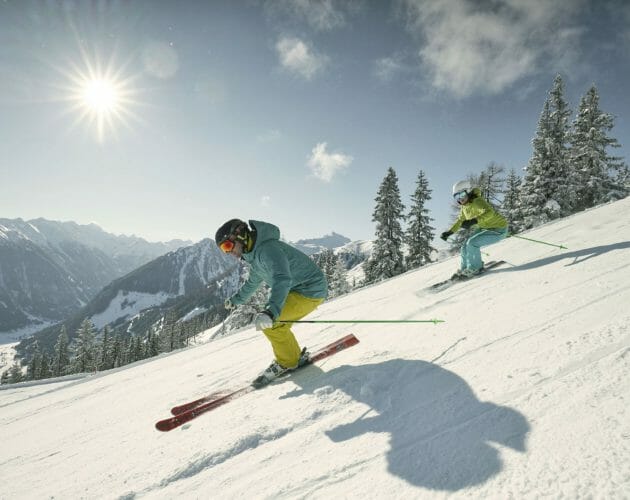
xmin=155 ymin=333 xmax=359 ymax=432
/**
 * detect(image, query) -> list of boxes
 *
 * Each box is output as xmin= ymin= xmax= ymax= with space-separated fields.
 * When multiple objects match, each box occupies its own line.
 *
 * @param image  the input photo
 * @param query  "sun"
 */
xmin=81 ymin=78 xmax=119 ymax=114
xmin=61 ymin=50 xmax=139 ymax=143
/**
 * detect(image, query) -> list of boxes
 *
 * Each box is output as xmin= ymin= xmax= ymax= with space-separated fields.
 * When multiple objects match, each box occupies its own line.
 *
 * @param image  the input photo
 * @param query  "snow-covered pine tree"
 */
xmin=40 ymin=352 xmax=51 ymax=379
xmin=97 ymin=326 xmax=113 ymax=371
xmin=8 ymin=362 xmax=23 ymax=383
xmin=52 ymin=326 xmax=70 ymax=377
xmin=364 ymin=167 xmax=406 ymax=283
xmin=128 ymin=335 xmax=143 ymax=363
xmin=110 ymin=332 xmax=124 ymax=368
xmin=520 ymin=75 xmax=574 ymax=228
xmin=159 ymin=310 xmax=179 ymax=353
xmin=27 ymin=340 xmax=43 ymax=380
xmin=72 ymin=319 xmax=97 ymax=373
xmin=406 ymin=170 xmax=435 ymax=269
xmin=502 ymin=168 xmax=524 ymax=232
xmin=145 ymin=326 xmax=160 ymax=358
xmin=569 ymin=84 xmax=628 ymax=209
xmin=314 ymin=249 xmax=350 ymax=298
xmin=330 ymin=256 xmax=350 ymax=297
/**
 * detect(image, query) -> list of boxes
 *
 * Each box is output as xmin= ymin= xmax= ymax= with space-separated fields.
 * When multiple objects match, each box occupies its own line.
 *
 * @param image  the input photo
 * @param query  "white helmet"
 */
xmin=452 ymin=180 xmax=472 ymax=195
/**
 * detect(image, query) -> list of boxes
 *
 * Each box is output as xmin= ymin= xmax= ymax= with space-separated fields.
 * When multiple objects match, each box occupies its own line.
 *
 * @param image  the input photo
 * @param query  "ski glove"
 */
xmin=224 ymin=298 xmax=237 ymax=311
xmin=461 ymin=218 xmax=478 ymax=229
xmin=254 ymin=310 xmax=274 ymax=331
xmin=440 ymin=231 xmax=453 ymax=241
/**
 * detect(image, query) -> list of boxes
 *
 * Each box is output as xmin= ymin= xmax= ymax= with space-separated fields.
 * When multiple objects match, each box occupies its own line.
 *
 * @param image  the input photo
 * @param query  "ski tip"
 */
xmin=155 ymin=419 xmax=176 ymax=432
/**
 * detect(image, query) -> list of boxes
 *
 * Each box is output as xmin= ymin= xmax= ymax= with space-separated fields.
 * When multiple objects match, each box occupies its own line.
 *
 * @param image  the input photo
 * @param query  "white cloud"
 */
xmin=307 ymin=142 xmax=353 ymax=182
xmin=401 ymin=0 xmax=587 ymax=98
xmin=276 ymin=36 xmax=328 ymax=80
xmin=373 ymin=55 xmax=406 ymax=82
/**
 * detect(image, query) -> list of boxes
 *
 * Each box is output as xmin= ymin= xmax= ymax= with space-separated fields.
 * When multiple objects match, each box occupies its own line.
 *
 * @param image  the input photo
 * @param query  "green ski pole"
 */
xmin=508 ymin=233 xmax=568 ymax=249
xmin=277 ymin=319 xmax=445 ymax=325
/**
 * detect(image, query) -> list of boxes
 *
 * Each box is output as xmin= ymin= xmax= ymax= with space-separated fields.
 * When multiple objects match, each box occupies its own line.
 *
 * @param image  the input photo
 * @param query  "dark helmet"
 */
xmin=214 ymin=219 xmax=249 ymax=247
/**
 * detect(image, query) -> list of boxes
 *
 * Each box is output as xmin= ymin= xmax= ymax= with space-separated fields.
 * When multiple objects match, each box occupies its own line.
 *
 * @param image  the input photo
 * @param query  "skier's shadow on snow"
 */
xmin=496 ymin=241 xmax=630 ymax=271
xmin=282 ymin=359 xmax=530 ymax=491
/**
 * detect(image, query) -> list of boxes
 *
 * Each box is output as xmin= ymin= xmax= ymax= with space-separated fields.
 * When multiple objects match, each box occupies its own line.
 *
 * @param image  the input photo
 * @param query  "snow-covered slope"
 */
xmin=1 ymin=199 xmax=629 ymax=498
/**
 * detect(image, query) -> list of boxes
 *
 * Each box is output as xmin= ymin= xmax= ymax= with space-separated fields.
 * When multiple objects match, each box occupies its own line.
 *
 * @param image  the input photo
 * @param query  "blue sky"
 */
xmin=1 ymin=0 xmax=629 ymax=244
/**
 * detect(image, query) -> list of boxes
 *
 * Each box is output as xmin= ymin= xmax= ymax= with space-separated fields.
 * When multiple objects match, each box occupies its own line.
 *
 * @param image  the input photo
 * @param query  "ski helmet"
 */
xmin=452 ymin=180 xmax=472 ymax=195
xmin=214 ymin=219 xmax=249 ymax=247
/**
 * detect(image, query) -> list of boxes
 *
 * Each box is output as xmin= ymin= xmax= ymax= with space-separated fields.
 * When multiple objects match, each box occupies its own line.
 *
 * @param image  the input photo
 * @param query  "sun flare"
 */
xmin=81 ymin=78 xmax=119 ymax=114
xmin=62 ymin=51 xmax=139 ymax=143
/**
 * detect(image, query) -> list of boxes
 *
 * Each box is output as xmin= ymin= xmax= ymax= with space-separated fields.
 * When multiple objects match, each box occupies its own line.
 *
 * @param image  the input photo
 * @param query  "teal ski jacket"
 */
xmin=230 ymin=220 xmax=328 ymax=319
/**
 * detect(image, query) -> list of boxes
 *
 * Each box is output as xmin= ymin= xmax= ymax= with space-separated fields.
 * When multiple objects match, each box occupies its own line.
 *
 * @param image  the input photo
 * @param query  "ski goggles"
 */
xmin=453 ymin=190 xmax=468 ymax=202
xmin=218 ymin=238 xmax=235 ymax=253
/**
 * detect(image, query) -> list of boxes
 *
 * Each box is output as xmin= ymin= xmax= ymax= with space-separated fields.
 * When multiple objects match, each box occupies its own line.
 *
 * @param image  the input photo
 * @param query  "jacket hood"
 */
xmin=249 ymin=220 xmax=280 ymax=247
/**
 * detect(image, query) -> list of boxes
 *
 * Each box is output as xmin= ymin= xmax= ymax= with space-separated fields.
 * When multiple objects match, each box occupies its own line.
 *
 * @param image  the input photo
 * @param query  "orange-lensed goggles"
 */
xmin=219 ymin=239 xmax=235 ymax=253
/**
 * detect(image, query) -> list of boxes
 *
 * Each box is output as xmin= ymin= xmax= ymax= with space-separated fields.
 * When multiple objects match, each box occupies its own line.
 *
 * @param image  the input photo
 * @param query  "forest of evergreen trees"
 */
xmin=2 ymin=75 xmax=627 ymax=385
xmin=364 ymin=76 xmax=628 ymax=284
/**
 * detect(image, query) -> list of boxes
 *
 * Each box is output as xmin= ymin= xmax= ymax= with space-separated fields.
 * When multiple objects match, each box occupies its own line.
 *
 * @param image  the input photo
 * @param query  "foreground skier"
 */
xmin=215 ymin=219 xmax=328 ymax=386
xmin=440 ymin=180 xmax=509 ymax=278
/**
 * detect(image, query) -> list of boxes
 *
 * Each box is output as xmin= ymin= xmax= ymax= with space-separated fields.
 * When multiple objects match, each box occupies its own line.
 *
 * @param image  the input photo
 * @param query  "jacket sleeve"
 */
xmin=231 ymin=268 xmax=263 ymax=305
xmin=258 ymin=243 xmax=292 ymax=319
xmin=448 ymin=209 xmax=466 ymax=233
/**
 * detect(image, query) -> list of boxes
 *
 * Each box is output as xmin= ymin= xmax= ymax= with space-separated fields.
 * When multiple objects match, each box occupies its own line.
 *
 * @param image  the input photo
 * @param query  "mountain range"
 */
xmin=3 ymin=219 xmax=369 ymax=360
xmin=0 ymin=218 xmax=190 ymax=337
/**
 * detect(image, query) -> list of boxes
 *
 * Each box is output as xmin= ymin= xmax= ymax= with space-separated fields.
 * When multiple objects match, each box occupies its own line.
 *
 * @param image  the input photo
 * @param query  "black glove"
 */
xmin=461 ymin=218 xmax=478 ymax=229
xmin=440 ymin=231 xmax=453 ymax=241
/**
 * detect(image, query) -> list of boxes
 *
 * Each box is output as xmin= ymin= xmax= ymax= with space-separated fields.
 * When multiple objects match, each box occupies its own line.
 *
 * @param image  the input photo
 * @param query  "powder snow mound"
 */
xmin=2 ymin=197 xmax=630 ymax=498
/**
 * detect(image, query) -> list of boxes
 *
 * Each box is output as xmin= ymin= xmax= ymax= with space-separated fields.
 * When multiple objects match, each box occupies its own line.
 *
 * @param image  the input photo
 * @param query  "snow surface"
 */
xmin=1 ymin=198 xmax=629 ymax=499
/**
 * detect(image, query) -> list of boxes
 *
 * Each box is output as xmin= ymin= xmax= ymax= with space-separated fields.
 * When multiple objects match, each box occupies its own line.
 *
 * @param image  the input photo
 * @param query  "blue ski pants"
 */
xmin=460 ymin=227 xmax=509 ymax=272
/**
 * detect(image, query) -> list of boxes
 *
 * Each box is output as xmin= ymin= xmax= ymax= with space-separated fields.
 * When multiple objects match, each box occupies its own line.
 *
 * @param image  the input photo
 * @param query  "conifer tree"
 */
xmin=9 ymin=362 xmax=24 ymax=383
xmin=364 ymin=167 xmax=405 ymax=283
xmin=97 ymin=326 xmax=113 ymax=371
xmin=406 ymin=170 xmax=435 ymax=269
xmin=520 ymin=75 xmax=574 ymax=227
xmin=110 ymin=332 xmax=124 ymax=368
xmin=160 ymin=310 xmax=179 ymax=353
xmin=52 ymin=326 xmax=70 ymax=377
xmin=502 ymin=169 xmax=524 ymax=232
xmin=569 ymin=84 xmax=628 ymax=209
xmin=145 ymin=326 xmax=160 ymax=358
xmin=27 ymin=340 xmax=43 ymax=380
xmin=40 ymin=352 xmax=51 ymax=379
xmin=72 ymin=319 xmax=97 ymax=373
xmin=1 ymin=369 xmax=9 ymax=385
xmin=330 ymin=255 xmax=350 ymax=297
xmin=314 ymin=250 xmax=350 ymax=298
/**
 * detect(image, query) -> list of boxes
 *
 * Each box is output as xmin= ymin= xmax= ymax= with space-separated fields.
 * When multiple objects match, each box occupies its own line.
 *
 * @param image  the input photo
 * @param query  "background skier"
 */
xmin=440 ymin=180 xmax=509 ymax=278
xmin=215 ymin=219 xmax=328 ymax=386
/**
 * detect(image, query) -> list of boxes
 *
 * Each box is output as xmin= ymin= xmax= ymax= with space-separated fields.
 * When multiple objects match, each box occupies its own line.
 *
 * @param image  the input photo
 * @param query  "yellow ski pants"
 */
xmin=262 ymin=292 xmax=324 ymax=368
